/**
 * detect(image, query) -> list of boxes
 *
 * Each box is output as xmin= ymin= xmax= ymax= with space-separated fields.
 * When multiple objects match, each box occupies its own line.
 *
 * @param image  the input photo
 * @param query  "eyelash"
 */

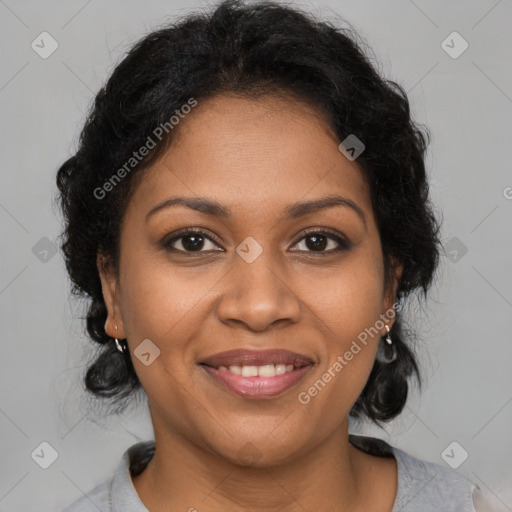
xmin=161 ymin=227 xmax=350 ymax=255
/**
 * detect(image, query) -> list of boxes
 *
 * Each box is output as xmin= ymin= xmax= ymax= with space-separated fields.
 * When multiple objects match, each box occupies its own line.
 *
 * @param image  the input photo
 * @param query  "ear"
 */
xmin=97 ymin=252 xmax=126 ymax=339
xmin=381 ymin=259 xmax=403 ymax=331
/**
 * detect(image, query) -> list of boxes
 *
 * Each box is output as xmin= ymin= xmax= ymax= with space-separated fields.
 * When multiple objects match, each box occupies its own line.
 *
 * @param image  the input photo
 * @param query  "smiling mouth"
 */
xmin=198 ymin=348 xmax=315 ymax=399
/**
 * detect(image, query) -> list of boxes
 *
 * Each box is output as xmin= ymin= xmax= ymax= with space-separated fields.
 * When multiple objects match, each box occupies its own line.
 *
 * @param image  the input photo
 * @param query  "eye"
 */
xmin=162 ymin=227 xmax=350 ymax=255
xmin=290 ymin=229 xmax=350 ymax=254
xmin=162 ymin=228 xmax=223 ymax=253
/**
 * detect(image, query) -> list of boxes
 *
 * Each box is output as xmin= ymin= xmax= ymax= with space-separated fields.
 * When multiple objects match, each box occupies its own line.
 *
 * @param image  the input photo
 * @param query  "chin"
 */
xmin=207 ymin=432 xmax=309 ymax=469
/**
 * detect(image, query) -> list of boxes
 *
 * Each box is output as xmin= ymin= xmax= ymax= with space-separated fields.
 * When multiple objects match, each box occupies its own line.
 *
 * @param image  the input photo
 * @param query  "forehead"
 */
xmin=127 ymin=93 xmax=371 ymax=221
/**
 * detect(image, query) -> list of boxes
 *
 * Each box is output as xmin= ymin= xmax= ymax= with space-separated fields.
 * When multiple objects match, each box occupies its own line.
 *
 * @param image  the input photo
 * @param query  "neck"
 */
xmin=131 ymin=423 xmax=388 ymax=512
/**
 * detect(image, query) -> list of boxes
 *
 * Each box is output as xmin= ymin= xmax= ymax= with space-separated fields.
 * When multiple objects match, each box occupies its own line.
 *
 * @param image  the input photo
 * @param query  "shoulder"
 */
xmin=349 ymin=434 xmax=482 ymax=512
xmin=60 ymin=441 xmax=155 ymax=512
xmin=391 ymin=444 xmax=477 ymax=511
xmin=393 ymin=446 xmax=499 ymax=511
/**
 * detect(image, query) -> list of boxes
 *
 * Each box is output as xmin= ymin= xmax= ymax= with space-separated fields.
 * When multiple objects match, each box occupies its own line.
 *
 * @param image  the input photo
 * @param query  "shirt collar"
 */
xmin=110 ymin=442 xmax=153 ymax=511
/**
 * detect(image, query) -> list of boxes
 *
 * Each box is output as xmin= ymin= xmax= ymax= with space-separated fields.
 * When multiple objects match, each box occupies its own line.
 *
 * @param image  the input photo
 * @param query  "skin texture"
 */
xmin=99 ymin=93 xmax=402 ymax=511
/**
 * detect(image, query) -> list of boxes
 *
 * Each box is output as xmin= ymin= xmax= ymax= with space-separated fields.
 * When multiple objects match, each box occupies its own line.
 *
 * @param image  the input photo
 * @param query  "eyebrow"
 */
xmin=145 ymin=194 xmax=367 ymax=228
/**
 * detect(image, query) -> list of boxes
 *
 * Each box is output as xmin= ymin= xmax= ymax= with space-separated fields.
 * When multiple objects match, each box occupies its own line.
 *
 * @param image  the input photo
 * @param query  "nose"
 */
xmin=215 ymin=248 xmax=301 ymax=332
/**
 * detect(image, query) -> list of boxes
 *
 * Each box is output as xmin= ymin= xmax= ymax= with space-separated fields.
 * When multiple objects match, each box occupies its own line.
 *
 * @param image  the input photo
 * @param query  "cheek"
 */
xmin=297 ymin=250 xmax=384 ymax=407
xmin=119 ymin=251 xmax=210 ymax=343
xmin=304 ymin=249 xmax=385 ymax=343
xmin=117 ymin=247 xmax=222 ymax=402
xmin=117 ymin=255 xmax=206 ymax=413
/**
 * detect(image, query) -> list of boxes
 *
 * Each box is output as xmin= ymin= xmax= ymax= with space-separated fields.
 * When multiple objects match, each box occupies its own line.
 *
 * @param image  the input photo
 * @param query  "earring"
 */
xmin=376 ymin=324 xmax=397 ymax=363
xmin=113 ymin=324 xmax=127 ymax=354
xmin=384 ymin=324 xmax=392 ymax=345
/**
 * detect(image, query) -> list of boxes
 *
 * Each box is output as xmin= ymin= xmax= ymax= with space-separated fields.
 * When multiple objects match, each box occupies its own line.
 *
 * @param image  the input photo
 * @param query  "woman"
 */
xmin=57 ymin=1 xmax=491 ymax=510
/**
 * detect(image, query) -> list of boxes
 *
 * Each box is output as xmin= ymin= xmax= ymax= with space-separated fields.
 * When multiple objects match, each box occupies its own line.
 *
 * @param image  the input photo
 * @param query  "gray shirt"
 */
xmin=61 ymin=435 xmax=485 ymax=511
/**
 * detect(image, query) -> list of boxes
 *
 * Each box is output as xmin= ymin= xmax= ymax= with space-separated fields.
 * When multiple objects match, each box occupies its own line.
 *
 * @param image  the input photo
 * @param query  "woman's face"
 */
xmin=100 ymin=93 xmax=401 ymax=465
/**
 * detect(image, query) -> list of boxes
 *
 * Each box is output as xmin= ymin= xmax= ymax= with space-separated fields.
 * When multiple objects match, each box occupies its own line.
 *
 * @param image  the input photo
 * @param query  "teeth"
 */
xmin=258 ymin=364 xmax=275 ymax=377
xmin=275 ymin=364 xmax=286 ymax=375
xmin=241 ymin=365 xmax=259 ymax=377
xmin=228 ymin=365 xmax=241 ymax=375
xmin=216 ymin=364 xmax=297 ymax=377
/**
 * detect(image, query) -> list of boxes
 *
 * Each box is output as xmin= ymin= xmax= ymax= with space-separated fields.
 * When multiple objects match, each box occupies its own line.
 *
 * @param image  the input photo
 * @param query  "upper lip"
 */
xmin=199 ymin=349 xmax=314 ymax=368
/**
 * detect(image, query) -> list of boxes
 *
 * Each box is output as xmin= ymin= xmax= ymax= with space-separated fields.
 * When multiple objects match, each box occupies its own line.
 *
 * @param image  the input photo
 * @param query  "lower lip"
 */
xmin=200 ymin=364 xmax=313 ymax=399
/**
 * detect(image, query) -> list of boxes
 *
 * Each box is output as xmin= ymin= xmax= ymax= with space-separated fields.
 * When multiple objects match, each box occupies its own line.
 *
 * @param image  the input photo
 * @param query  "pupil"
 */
xmin=306 ymin=234 xmax=327 ymax=251
xmin=183 ymin=234 xmax=204 ymax=251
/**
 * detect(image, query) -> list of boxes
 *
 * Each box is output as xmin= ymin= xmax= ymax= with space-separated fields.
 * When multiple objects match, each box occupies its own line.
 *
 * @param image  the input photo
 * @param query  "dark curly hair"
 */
xmin=56 ymin=0 xmax=442 ymax=423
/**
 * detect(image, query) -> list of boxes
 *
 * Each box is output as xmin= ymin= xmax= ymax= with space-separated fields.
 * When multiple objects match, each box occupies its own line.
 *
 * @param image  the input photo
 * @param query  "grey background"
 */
xmin=0 ymin=0 xmax=511 ymax=510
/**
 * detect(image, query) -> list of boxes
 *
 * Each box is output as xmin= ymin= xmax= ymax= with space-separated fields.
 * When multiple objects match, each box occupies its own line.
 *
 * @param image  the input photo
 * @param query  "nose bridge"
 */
xmin=236 ymin=244 xmax=281 ymax=292
xmin=216 ymin=241 xmax=300 ymax=331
